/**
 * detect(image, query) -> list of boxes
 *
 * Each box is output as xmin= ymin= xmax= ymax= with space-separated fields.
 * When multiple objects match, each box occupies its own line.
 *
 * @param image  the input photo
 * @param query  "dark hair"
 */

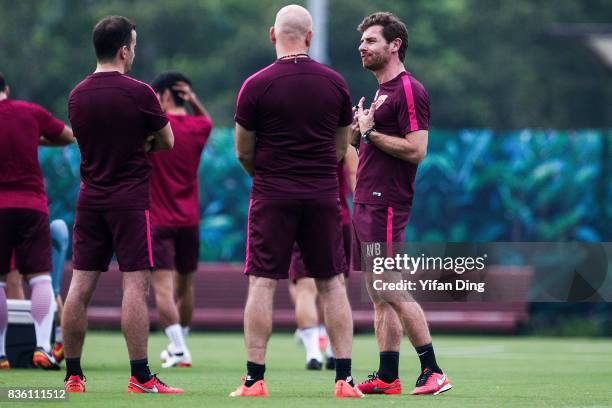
xmin=357 ymin=12 xmax=409 ymax=62
xmin=93 ymin=16 xmax=136 ymax=62
xmin=151 ymin=71 xmax=192 ymax=107
xmin=0 ymin=72 xmax=5 ymax=91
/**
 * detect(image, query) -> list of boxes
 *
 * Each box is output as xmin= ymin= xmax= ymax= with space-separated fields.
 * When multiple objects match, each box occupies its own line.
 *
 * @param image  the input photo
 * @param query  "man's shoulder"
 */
xmin=242 ymin=63 xmax=277 ymax=87
xmin=310 ymin=61 xmax=347 ymax=84
xmin=404 ymin=73 xmax=428 ymax=96
xmin=5 ymin=99 xmax=49 ymax=117
xmin=4 ymin=99 xmax=36 ymax=111
xmin=71 ymin=74 xmax=153 ymax=97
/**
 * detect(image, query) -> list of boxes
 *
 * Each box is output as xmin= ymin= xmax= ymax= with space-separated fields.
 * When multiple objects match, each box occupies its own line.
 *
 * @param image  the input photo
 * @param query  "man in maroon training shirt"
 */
xmin=149 ymin=71 xmax=212 ymax=368
xmin=350 ymin=12 xmax=452 ymax=396
xmin=0 ymin=72 xmax=74 ymax=370
xmin=62 ymin=15 xmax=181 ymax=394
xmin=231 ymin=5 xmax=362 ymax=399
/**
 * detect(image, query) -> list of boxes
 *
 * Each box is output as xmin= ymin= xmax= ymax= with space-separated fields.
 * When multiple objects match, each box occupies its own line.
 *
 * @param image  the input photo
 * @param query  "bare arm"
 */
xmin=355 ymin=95 xmax=428 ymax=164
xmin=39 ymin=126 xmax=75 ymax=146
xmin=344 ymin=145 xmax=358 ymax=193
xmin=368 ymin=130 xmax=428 ymax=164
xmin=335 ymin=125 xmax=350 ymax=162
xmin=146 ymin=122 xmax=174 ymax=152
xmin=235 ymin=123 xmax=256 ymax=177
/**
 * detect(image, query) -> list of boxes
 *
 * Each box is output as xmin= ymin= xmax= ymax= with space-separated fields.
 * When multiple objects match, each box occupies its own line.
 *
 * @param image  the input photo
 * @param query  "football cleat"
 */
xmin=64 ymin=375 xmax=86 ymax=393
xmin=325 ymin=357 xmax=335 ymax=370
xmin=0 ymin=355 xmax=10 ymax=369
xmin=357 ymin=371 xmax=402 ymax=395
xmin=306 ymin=358 xmax=322 ymax=370
xmin=334 ymin=379 xmax=364 ymax=398
xmin=161 ymin=351 xmax=192 ymax=368
xmin=128 ymin=374 xmax=184 ymax=394
xmin=33 ymin=347 xmax=61 ymax=370
xmin=52 ymin=342 xmax=64 ymax=363
xmin=411 ymin=368 xmax=452 ymax=396
xmin=229 ymin=377 xmax=269 ymax=397
xmin=160 ymin=343 xmax=192 ymax=367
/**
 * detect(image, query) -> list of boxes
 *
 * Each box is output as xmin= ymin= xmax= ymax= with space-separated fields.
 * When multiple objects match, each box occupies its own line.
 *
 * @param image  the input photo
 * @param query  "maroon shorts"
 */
xmin=289 ymin=223 xmax=351 ymax=281
xmin=244 ymin=198 xmax=347 ymax=280
xmin=351 ymin=204 xmax=411 ymax=272
xmin=152 ymin=225 xmax=199 ymax=274
xmin=72 ymin=208 xmax=154 ymax=272
xmin=0 ymin=209 xmax=51 ymax=275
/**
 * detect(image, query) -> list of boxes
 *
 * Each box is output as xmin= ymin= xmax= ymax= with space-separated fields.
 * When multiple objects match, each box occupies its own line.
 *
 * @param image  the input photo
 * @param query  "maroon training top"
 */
xmin=68 ymin=71 xmax=168 ymax=210
xmin=0 ymin=99 xmax=65 ymax=214
xmin=149 ymin=113 xmax=212 ymax=227
xmin=354 ymin=71 xmax=430 ymax=210
xmin=235 ymin=58 xmax=353 ymax=199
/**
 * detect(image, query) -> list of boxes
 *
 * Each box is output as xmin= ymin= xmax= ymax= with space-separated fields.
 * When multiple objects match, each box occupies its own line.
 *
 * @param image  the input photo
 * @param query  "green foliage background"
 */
xmin=39 ymin=128 xmax=611 ymax=261
xmin=1 ymin=0 xmax=612 ymax=128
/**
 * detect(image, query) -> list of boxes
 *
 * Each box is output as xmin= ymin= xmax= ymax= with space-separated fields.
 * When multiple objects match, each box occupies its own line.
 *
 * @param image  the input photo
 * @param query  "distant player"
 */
xmin=231 ymin=5 xmax=362 ymax=398
xmin=149 ymin=71 xmax=213 ymax=368
xmin=351 ymin=12 xmax=451 ymax=396
xmin=5 ymin=219 xmax=70 ymax=364
xmin=62 ymin=16 xmax=182 ymax=394
xmin=288 ymin=148 xmax=357 ymax=370
xmin=0 ymin=72 xmax=75 ymax=370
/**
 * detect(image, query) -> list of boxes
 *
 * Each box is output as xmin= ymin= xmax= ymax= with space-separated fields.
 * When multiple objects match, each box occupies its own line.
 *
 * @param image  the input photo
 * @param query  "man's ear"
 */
xmin=305 ymin=31 xmax=312 ymax=48
xmin=391 ymin=38 xmax=402 ymax=54
xmin=161 ymin=89 xmax=173 ymax=104
xmin=269 ymin=26 xmax=276 ymax=45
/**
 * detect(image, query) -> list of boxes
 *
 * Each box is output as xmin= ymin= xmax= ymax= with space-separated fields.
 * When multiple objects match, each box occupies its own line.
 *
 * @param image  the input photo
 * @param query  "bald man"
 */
xmin=231 ymin=5 xmax=362 ymax=398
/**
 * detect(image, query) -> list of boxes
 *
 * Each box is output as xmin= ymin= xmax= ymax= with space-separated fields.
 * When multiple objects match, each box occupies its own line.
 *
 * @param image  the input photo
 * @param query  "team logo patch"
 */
xmin=374 ymin=94 xmax=388 ymax=109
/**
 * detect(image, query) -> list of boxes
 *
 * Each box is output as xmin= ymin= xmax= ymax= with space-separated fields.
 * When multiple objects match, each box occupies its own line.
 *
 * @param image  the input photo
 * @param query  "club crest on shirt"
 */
xmin=374 ymin=94 xmax=388 ymax=109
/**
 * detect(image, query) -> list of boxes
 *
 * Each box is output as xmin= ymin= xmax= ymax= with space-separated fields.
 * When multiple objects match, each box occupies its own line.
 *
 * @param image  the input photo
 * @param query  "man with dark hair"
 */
xmin=0 ymin=73 xmax=74 ymax=371
xmin=149 ymin=71 xmax=213 ymax=368
xmin=232 ymin=4 xmax=362 ymax=398
xmin=63 ymin=15 xmax=182 ymax=394
xmin=352 ymin=12 xmax=452 ymax=396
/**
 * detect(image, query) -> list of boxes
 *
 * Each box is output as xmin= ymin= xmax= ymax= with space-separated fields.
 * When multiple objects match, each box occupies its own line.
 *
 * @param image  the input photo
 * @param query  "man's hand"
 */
xmin=356 ymin=96 xmax=376 ymax=134
xmin=173 ymin=80 xmax=210 ymax=118
xmin=350 ymin=106 xmax=361 ymax=146
xmin=172 ymin=81 xmax=197 ymax=104
xmin=144 ymin=134 xmax=155 ymax=152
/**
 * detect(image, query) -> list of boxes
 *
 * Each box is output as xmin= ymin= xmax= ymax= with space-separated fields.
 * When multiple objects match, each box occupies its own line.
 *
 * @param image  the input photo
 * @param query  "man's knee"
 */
xmin=315 ymin=274 xmax=344 ymax=296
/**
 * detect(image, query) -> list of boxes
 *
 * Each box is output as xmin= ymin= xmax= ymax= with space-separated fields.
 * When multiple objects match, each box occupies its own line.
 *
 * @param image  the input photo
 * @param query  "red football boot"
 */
xmin=411 ymin=368 xmax=452 ymax=395
xmin=128 ymin=374 xmax=184 ymax=394
xmin=357 ymin=372 xmax=402 ymax=395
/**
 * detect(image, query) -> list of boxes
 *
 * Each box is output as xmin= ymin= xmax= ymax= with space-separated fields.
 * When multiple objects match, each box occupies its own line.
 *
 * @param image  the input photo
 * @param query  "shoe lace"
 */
xmin=415 ymin=368 xmax=432 ymax=387
xmin=151 ymin=373 xmax=168 ymax=387
xmin=362 ymin=371 xmax=379 ymax=383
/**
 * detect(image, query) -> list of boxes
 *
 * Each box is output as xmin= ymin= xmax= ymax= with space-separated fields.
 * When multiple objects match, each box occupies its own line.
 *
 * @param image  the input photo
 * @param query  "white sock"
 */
xmin=165 ymin=323 xmax=187 ymax=354
xmin=55 ymin=325 xmax=63 ymax=343
xmin=181 ymin=326 xmax=189 ymax=338
xmin=299 ymin=327 xmax=322 ymax=362
xmin=29 ymin=275 xmax=54 ymax=352
xmin=0 ymin=283 xmax=7 ymax=356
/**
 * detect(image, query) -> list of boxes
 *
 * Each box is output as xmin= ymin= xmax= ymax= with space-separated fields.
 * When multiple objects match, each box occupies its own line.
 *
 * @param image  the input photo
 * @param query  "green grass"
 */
xmin=2 ymin=332 xmax=611 ymax=407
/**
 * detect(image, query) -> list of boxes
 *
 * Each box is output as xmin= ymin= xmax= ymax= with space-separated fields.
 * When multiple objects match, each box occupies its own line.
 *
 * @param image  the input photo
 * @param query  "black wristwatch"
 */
xmin=361 ymin=127 xmax=375 ymax=144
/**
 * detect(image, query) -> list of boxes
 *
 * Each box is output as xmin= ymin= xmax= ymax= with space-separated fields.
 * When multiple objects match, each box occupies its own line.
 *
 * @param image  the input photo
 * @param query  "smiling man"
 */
xmin=351 ymin=12 xmax=452 ymax=396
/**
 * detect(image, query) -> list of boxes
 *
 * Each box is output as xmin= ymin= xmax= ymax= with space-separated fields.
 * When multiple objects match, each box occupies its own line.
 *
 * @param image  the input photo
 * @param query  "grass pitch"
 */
xmin=1 ymin=331 xmax=611 ymax=407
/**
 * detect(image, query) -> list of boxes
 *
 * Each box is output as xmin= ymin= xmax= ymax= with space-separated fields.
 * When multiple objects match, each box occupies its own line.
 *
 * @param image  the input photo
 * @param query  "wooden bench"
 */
xmin=58 ymin=263 xmax=531 ymax=333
